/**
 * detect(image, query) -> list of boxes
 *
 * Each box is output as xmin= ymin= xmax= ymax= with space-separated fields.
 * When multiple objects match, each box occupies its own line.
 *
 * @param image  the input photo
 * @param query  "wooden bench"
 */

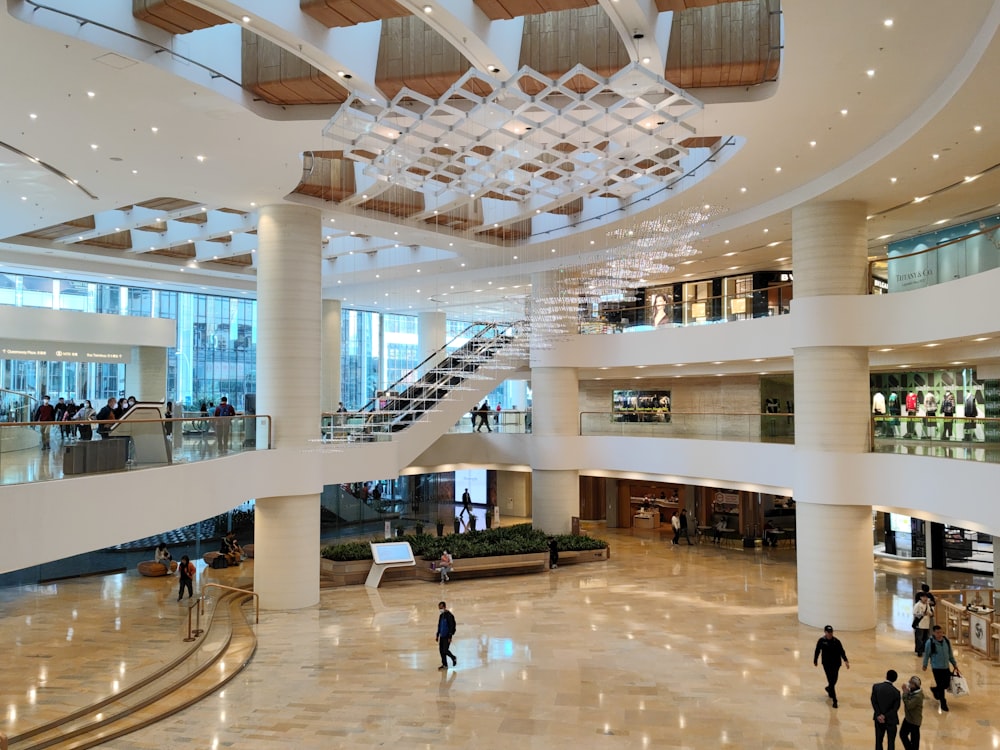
xmin=415 ymin=552 xmax=548 ymax=581
xmin=138 ymin=560 xmax=177 ymax=577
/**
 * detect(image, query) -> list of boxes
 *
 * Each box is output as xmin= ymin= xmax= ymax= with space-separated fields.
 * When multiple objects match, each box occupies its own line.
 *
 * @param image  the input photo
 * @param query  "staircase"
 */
xmin=357 ymin=321 xmax=525 ymax=434
xmin=6 ymin=588 xmax=257 ymax=750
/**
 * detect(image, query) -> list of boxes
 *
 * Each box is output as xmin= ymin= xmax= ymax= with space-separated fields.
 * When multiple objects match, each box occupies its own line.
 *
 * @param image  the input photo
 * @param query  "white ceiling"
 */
xmin=1 ymin=0 xmax=999 ymax=320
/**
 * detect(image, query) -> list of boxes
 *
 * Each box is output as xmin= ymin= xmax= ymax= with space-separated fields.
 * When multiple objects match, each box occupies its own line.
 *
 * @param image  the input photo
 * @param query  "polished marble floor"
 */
xmin=1 ymin=524 xmax=997 ymax=749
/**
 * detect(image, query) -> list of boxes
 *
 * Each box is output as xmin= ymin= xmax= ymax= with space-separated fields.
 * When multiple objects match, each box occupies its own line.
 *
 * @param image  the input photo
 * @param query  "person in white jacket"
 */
xmin=912 ymin=591 xmax=933 ymax=656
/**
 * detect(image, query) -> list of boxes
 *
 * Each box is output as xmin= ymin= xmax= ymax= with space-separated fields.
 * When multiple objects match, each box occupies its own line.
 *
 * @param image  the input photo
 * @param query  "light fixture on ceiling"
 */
xmin=774 ymin=166 xmax=781 ymax=173
xmin=973 ymin=125 xmax=982 ymax=132
xmin=883 ymin=18 xmax=893 ymax=27
xmin=90 ymin=144 xmax=98 ymax=150
xmin=809 ymin=140 xmax=817 ymax=147
xmin=740 ymin=186 xmax=747 ymax=193
xmin=86 ymin=91 xmax=95 ymax=98
xmin=866 ymin=69 xmax=875 ymax=77
xmin=890 ymin=177 xmax=897 ymax=183
xmin=196 ymin=155 xmax=205 ymax=162
xmin=840 ymin=109 xmax=848 ymax=116
xmin=242 ymin=15 xmax=250 ymax=22
xmin=29 ymin=113 xmax=37 ymax=119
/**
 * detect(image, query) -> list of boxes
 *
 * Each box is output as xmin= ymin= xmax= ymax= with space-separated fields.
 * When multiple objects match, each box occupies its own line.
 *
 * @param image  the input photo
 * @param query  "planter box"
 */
xmin=555 ymin=547 xmax=610 ymax=566
xmin=320 ymin=546 xmax=608 ymax=587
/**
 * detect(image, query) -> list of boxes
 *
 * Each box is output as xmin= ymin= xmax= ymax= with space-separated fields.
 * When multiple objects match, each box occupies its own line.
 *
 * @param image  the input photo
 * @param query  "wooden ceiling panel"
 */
xmin=655 ymin=0 xmax=744 ymax=11
xmin=520 ymin=7 xmax=629 ymax=85
xmin=79 ymin=231 xmax=132 ymax=251
xmin=22 ymin=216 xmax=95 ymax=241
xmin=678 ymin=136 xmax=723 ymax=149
xmin=136 ymin=197 xmax=200 ymax=212
xmin=665 ymin=0 xmax=779 ymax=88
xmin=150 ymin=246 xmax=196 ymax=260
xmin=291 ymin=154 xmax=358 ymax=203
xmin=211 ymin=253 xmax=254 ymax=267
xmin=359 ymin=186 xmax=425 ymax=217
xmin=242 ymin=30 xmax=349 ymax=105
xmin=301 ymin=0 xmax=410 ymax=27
xmin=132 ymin=0 xmax=228 ymax=34
xmin=475 ymin=0 xmax=597 ymax=21
xmin=376 ymin=17 xmax=472 ymax=99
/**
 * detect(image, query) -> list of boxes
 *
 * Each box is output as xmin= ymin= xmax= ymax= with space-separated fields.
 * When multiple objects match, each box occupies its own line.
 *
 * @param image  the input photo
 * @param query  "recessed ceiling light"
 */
xmin=423 ymin=4 xmax=432 ymax=12
xmin=775 ymin=257 xmax=789 ymax=262
xmin=924 ymin=343 xmax=939 ymax=348
xmin=767 ymin=241 xmax=781 ymax=247
xmin=840 ymin=109 xmax=848 ymax=116
xmin=934 ymin=219 xmax=948 ymax=225
xmin=724 ymin=239 xmax=730 ymax=244
xmin=950 ymin=361 xmax=964 ymax=365
xmin=740 ymin=186 xmax=747 ymax=193
xmin=877 ymin=234 xmax=892 ymax=240
xmin=250 ymin=202 xmax=256 ymax=207
xmin=753 ymin=359 xmax=764 ymax=363
xmin=512 ymin=255 xmax=518 ymax=259
xmin=29 ymin=113 xmax=37 ymax=119
xmin=20 ymin=196 xmax=26 ymax=201
xmin=728 ymin=266 xmax=740 ymax=271
xmin=913 ymin=196 xmax=928 ymax=203
xmin=890 ymin=177 xmax=897 ymax=183
xmin=723 ymin=252 xmax=737 ymax=257
xmin=809 ymin=140 xmax=817 ymax=147
xmin=151 ymin=126 xmax=158 ymax=133
xmin=879 ymin=348 xmax=893 ymax=352
xmin=196 ymin=155 xmax=205 ymax=162
xmin=763 ymin=228 xmax=769 ymax=233
xmin=866 ymin=69 xmax=875 ymax=77
xmin=964 ymin=175 xmax=980 ymax=183
xmin=242 ymin=15 xmax=250 ymax=22
xmin=973 ymin=337 xmax=990 ymax=342
xmin=90 ymin=144 xmax=98 ymax=150
xmin=86 ymin=91 xmax=96 ymax=98
xmin=774 ymin=166 xmax=781 ymax=173
xmin=973 ymin=125 xmax=982 ymax=132
xmin=883 ymin=18 xmax=893 ymax=27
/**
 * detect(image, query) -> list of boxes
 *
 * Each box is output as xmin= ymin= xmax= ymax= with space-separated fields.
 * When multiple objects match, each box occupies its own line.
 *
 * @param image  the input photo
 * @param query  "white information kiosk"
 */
xmin=365 ymin=542 xmax=416 ymax=588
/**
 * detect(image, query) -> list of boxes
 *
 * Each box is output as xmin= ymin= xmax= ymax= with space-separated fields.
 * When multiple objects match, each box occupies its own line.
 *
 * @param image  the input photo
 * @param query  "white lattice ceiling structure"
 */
xmin=323 ymin=63 xmax=704 ymax=205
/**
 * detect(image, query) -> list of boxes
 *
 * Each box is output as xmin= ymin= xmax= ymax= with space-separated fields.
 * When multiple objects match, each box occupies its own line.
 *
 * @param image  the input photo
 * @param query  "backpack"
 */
xmin=211 ymin=555 xmax=229 ymax=569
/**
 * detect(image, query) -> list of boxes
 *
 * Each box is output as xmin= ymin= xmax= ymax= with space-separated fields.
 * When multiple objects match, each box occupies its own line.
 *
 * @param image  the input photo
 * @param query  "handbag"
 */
xmin=911 ymin=615 xmax=921 ymax=629
xmin=947 ymin=672 xmax=969 ymax=697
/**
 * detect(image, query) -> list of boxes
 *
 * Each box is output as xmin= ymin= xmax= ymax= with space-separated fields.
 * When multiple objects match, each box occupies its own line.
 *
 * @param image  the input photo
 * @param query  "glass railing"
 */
xmin=578 ymin=283 xmax=793 ymax=335
xmin=872 ymin=415 xmax=1000 ymax=465
xmin=0 ymin=387 xmax=35 ymax=424
xmin=0 ymin=414 xmax=271 ymax=487
xmin=580 ymin=411 xmax=794 ymax=443
xmin=449 ymin=410 xmax=531 ymax=434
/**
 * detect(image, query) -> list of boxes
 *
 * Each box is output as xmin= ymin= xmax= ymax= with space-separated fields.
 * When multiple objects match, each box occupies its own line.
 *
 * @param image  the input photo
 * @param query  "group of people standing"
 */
xmin=32 ymin=395 xmax=140 ymax=447
xmin=813 ymin=583 xmax=961 ymax=750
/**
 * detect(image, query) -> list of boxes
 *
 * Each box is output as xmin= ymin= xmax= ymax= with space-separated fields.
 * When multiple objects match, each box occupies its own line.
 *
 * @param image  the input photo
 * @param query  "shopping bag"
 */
xmin=947 ymin=673 xmax=969 ymax=697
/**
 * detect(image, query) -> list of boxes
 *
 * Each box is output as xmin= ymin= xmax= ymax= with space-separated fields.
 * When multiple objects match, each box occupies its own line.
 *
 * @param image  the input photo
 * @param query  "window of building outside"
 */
xmin=0 ymin=271 xmax=256 ymax=409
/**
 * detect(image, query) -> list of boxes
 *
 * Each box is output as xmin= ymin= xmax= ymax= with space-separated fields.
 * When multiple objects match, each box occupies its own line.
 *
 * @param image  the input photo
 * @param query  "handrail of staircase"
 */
xmin=354 ymin=320 xmax=521 ymax=416
xmin=202 ymin=583 xmax=260 ymax=624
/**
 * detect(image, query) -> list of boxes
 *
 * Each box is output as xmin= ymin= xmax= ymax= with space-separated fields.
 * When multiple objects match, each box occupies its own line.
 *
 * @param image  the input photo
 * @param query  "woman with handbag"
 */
xmin=912 ymin=592 xmax=932 ymax=656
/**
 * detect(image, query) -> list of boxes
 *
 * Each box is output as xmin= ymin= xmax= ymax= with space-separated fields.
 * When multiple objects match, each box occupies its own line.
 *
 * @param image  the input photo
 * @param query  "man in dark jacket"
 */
xmin=814 ymin=625 xmax=850 ymax=708
xmin=871 ymin=669 xmax=901 ymax=750
xmin=435 ymin=601 xmax=457 ymax=670
xmin=95 ymin=397 xmax=117 ymax=439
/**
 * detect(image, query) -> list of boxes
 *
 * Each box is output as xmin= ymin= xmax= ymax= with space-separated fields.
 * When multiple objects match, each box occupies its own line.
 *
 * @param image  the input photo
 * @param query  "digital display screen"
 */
xmin=370 ymin=542 xmax=415 ymax=564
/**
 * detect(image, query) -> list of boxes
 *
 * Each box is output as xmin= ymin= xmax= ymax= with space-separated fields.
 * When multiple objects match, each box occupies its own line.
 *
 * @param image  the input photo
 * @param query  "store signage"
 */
xmin=0 ymin=340 xmax=132 ymax=364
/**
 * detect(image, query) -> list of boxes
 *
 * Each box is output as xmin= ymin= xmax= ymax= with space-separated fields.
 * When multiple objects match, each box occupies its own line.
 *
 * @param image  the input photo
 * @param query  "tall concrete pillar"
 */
xmin=128 ymin=346 xmax=167 ymax=402
xmin=254 ymin=204 xmax=322 ymax=610
xmin=530 ymin=366 xmax=579 ymax=533
xmin=418 ymin=311 xmax=447 ymax=369
xmin=792 ymin=200 xmax=874 ymax=630
xmin=320 ymin=299 xmax=342 ymax=413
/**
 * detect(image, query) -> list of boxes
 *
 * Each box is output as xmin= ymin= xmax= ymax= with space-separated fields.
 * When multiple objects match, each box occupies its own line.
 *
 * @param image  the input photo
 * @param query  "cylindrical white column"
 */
xmin=530 ymin=366 xmax=579 ymax=532
xmin=418 ymin=311 xmax=447 ymax=368
xmin=530 ymin=367 xmax=579 ymax=436
xmin=531 ymin=470 xmax=579 ymax=534
xmin=128 ymin=346 xmax=167 ymax=402
xmin=255 ymin=204 xmax=322 ymax=610
xmin=509 ymin=380 xmax=528 ymax=411
xmin=792 ymin=200 xmax=874 ymax=630
xmin=256 ymin=204 xmax=322 ymax=446
xmin=796 ymin=503 xmax=874 ymax=630
xmin=320 ymin=299 xmax=342 ymax=413
xmin=253 ymin=494 xmax=320 ymax=609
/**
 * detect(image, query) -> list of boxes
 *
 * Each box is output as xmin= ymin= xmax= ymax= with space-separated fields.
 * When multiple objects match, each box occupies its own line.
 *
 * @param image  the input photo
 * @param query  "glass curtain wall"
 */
xmin=0 ymin=271 xmax=257 ymax=410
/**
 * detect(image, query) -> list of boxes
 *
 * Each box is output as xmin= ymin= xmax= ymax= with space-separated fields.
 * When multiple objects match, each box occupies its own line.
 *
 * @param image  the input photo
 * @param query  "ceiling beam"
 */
xmin=596 ymin=0 xmax=671 ymax=71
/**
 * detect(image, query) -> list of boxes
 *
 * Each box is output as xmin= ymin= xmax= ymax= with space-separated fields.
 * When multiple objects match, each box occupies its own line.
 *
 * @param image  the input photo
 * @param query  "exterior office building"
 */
xmin=1 ymin=0 xmax=1000 ymax=704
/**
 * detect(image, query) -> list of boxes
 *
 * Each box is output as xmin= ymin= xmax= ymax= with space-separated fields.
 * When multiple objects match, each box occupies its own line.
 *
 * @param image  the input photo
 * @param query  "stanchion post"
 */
xmin=183 ymin=604 xmax=197 ymax=642
xmin=193 ymin=595 xmax=204 ymax=637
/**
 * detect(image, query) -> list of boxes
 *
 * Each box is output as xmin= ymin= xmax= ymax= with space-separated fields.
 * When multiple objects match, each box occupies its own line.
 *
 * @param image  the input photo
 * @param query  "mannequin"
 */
xmin=905 ymin=391 xmax=918 ymax=438
xmin=872 ymin=392 xmax=886 ymax=437
xmin=941 ymin=391 xmax=956 ymax=440
xmin=887 ymin=393 xmax=901 ymax=438
xmin=923 ymin=392 xmax=937 ymax=439
xmin=963 ymin=392 xmax=977 ymax=441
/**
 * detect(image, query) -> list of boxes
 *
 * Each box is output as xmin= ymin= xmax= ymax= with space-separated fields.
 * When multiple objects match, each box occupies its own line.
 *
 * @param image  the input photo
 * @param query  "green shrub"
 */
xmin=320 ymin=525 xmax=608 ymax=562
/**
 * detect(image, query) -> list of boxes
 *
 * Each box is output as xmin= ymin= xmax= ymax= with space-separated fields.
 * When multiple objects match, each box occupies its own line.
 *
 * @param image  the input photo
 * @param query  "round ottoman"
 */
xmin=138 ymin=560 xmax=177 ymax=576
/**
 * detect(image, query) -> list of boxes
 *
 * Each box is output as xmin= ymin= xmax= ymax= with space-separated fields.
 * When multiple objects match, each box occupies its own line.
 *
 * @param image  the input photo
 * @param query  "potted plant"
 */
xmin=454 ymin=516 xmax=461 ymax=534
xmin=469 ymin=515 xmax=478 ymax=531
xmin=415 ymin=521 xmax=425 ymax=535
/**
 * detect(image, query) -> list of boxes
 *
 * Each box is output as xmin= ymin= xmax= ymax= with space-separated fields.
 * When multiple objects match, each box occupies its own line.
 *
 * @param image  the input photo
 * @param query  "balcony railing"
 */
xmin=0 ymin=415 xmax=271 ymax=488
xmin=872 ymin=415 xmax=1000 ymax=465
xmin=580 ymin=411 xmax=794 ymax=443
